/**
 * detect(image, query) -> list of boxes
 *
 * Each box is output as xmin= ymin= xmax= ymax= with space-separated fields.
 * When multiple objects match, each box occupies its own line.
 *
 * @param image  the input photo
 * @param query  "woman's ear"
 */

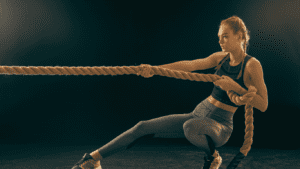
xmin=234 ymin=32 xmax=242 ymax=41
xmin=239 ymin=32 xmax=245 ymax=41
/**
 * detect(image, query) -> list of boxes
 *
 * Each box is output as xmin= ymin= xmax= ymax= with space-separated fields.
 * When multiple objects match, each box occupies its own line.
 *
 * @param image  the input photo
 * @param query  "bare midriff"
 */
xmin=207 ymin=95 xmax=238 ymax=113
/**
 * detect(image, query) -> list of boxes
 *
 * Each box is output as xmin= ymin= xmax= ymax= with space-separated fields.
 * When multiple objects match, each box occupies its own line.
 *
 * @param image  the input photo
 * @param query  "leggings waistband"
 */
xmin=202 ymin=99 xmax=234 ymax=130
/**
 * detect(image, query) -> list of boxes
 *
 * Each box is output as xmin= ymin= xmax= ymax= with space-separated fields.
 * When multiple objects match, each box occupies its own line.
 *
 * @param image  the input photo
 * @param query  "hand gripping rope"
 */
xmin=0 ymin=64 xmax=257 ymax=169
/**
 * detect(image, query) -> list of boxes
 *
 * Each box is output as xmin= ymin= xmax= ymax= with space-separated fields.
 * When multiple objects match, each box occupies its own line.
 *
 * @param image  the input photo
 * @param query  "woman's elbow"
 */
xmin=261 ymin=101 xmax=268 ymax=112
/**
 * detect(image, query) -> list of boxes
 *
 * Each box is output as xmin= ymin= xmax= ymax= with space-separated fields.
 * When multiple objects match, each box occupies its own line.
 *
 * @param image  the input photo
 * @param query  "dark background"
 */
xmin=0 ymin=0 xmax=299 ymax=151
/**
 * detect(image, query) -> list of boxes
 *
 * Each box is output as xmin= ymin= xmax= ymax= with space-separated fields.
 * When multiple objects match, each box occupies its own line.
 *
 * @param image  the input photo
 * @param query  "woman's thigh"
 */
xmin=139 ymin=112 xmax=194 ymax=135
xmin=183 ymin=117 xmax=232 ymax=147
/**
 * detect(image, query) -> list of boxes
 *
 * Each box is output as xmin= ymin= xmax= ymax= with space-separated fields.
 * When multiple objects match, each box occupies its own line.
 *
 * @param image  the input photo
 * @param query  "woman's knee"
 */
xmin=183 ymin=118 xmax=205 ymax=133
xmin=132 ymin=121 xmax=147 ymax=135
xmin=183 ymin=118 xmax=216 ymax=141
xmin=183 ymin=119 xmax=197 ymax=138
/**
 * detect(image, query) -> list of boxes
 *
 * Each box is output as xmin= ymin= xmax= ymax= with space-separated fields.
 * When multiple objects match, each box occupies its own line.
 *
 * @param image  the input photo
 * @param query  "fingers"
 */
xmin=232 ymin=95 xmax=243 ymax=105
xmin=213 ymin=79 xmax=222 ymax=86
xmin=139 ymin=64 xmax=153 ymax=78
xmin=240 ymin=92 xmax=256 ymax=105
xmin=227 ymin=90 xmax=234 ymax=101
xmin=227 ymin=90 xmax=246 ymax=106
xmin=144 ymin=65 xmax=153 ymax=78
xmin=221 ymin=75 xmax=228 ymax=79
xmin=235 ymin=96 xmax=242 ymax=104
xmin=238 ymin=95 xmax=250 ymax=105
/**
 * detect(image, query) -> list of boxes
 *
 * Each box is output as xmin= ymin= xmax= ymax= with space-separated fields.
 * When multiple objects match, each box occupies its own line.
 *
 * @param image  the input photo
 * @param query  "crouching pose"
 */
xmin=72 ymin=15 xmax=268 ymax=169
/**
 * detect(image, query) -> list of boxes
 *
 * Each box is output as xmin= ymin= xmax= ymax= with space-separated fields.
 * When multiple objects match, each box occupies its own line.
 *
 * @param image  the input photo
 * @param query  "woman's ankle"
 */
xmin=90 ymin=150 xmax=103 ymax=161
xmin=205 ymin=154 xmax=215 ymax=161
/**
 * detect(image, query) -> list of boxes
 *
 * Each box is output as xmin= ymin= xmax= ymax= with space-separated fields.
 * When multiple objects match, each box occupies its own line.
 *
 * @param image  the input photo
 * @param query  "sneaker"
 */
xmin=202 ymin=150 xmax=222 ymax=169
xmin=72 ymin=153 xmax=102 ymax=169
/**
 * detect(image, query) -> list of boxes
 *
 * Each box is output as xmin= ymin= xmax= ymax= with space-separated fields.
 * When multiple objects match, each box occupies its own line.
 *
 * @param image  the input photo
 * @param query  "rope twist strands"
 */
xmin=0 ymin=65 xmax=256 ymax=169
xmin=0 ymin=65 xmax=222 ymax=82
xmin=226 ymin=86 xmax=256 ymax=169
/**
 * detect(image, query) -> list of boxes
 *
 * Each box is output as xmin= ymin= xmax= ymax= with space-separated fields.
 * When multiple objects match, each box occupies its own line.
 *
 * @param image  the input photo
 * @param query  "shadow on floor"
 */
xmin=0 ymin=139 xmax=299 ymax=169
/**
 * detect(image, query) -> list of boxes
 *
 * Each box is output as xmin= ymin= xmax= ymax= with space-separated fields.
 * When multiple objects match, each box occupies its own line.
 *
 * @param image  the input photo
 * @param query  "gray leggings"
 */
xmin=98 ymin=98 xmax=234 ymax=159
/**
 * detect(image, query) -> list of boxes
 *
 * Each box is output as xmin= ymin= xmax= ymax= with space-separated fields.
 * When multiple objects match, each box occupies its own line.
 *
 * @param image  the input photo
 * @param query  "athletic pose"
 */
xmin=72 ymin=16 xmax=268 ymax=169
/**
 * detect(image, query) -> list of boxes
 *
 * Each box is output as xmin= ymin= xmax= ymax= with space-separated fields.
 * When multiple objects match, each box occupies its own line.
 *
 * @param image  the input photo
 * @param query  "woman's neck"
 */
xmin=229 ymin=50 xmax=246 ymax=64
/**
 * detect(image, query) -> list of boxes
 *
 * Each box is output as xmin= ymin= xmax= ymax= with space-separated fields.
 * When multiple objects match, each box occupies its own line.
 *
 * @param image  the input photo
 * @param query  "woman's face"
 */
xmin=218 ymin=24 xmax=243 ymax=52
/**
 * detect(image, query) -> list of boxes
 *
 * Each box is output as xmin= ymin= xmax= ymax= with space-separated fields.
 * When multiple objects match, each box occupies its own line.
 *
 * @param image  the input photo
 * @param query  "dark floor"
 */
xmin=0 ymin=139 xmax=300 ymax=169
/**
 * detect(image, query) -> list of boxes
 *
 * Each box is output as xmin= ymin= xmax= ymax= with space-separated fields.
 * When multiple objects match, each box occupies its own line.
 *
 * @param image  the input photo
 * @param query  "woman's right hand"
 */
xmin=137 ymin=64 xmax=154 ymax=78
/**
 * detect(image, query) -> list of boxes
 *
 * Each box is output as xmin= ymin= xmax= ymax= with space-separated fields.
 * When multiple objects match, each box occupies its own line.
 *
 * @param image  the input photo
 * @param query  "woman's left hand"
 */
xmin=227 ymin=90 xmax=247 ymax=106
xmin=213 ymin=75 xmax=238 ymax=92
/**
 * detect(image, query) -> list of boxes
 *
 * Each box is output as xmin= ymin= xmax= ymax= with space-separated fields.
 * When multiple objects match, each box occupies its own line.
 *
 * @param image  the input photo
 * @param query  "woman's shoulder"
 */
xmin=245 ymin=56 xmax=262 ymax=75
xmin=246 ymin=55 xmax=259 ymax=66
xmin=214 ymin=51 xmax=229 ymax=65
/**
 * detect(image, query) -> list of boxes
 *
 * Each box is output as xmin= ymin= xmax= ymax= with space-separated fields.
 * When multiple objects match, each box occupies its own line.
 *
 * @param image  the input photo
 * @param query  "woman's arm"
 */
xmin=159 ymin=51 xmax=228 ymax=72
xmin=159 ymin=61 xmax=192 ymax=72
xmin=231 ymin=84 xmax=267 ymax=112
xmin=230 ymin=59 xmax=268 ymax=112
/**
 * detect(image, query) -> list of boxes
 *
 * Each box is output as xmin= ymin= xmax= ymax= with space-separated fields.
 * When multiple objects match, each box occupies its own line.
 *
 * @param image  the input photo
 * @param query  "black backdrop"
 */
xmin=0 ymin=0 xmax=299 ymax=150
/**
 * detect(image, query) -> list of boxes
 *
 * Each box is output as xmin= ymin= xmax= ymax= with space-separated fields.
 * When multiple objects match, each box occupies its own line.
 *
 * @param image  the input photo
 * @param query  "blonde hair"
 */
xmin=215 ymin=16 xmax=250 ymax=80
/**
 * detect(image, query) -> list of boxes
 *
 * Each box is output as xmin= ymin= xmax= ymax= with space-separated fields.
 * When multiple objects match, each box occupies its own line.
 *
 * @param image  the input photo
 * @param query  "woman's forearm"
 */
xmin=158 ymin=61 xmax=191 ymax=72
xmin=232 ymin=83 xmax=248 ymax=96
xmin=232 ymin=83 xmax=267 ymax=112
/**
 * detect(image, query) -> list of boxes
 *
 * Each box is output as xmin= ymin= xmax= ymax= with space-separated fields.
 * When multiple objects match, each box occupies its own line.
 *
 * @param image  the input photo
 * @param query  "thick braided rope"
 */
xmin=0 ymin=65 xmax=221 ymax=81
xmin=228 ymin=86 xmax=256 ymax=156
xmin=0 ymin=65 xmax=256 ymax=168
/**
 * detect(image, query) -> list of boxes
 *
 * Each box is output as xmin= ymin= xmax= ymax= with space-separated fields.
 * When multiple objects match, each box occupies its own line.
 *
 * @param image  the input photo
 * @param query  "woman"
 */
xmin=72 ymin=16 xmax=268 ymax=169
